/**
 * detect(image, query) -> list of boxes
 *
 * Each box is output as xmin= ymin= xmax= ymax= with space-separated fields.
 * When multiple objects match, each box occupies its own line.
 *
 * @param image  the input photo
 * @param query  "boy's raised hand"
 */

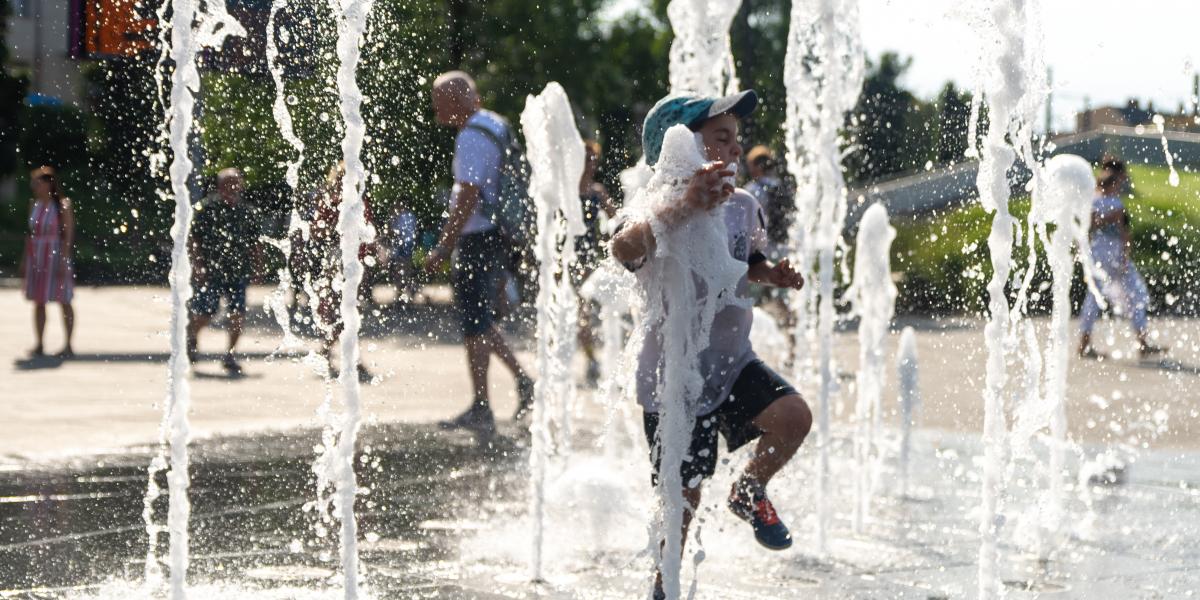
xmin=768 ymin=258 xmax=805 ymax=290
xmin=684 ymin=161 xmax=735 ymax=213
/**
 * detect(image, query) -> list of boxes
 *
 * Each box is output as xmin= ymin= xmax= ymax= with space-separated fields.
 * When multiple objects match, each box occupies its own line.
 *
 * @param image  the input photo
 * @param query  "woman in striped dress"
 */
xmin=18 ymin=166 xmax=76 ymax=357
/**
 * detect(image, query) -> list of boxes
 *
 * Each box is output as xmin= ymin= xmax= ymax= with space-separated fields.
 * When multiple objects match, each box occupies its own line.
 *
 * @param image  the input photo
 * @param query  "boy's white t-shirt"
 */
xmin=624 ymin=189 xmax=770 ymax=416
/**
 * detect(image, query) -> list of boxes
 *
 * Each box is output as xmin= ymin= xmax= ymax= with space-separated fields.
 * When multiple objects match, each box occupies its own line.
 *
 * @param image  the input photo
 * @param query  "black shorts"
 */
xmin=643 ymin=359 xmax=798 ymax=486
xmin=452 ymin=230 xmax=502 ymax=337
xmin=189 ymin=280 xmax=248 ymax=317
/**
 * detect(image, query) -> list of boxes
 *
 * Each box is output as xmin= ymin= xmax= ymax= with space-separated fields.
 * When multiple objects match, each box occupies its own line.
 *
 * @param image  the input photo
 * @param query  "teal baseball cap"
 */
xmin=642 ymin=89 xmax=758 ymax=166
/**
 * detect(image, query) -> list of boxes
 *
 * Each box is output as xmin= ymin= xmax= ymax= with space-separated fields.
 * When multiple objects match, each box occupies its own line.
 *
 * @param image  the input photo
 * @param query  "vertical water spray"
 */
xmin=1153 ymin=114 xmax=1182 ymax=187
xmin=640 ymin=3 xmax=743 ymax=596
xmin=624 ymin=124 xmax=746 ymax=600
xmin=262 ymin=0 xmax=308 ymax=351
xmin=666 ymin=0 xmax=742 ymax=96
xmin=968 ymin=0 xmax=1047 ymax=595
xmin=896 ymin=326 xmax=919 ymax=499
xmin=1014 ymin=154 xmax=1100 ymax=557
xmin=782 ymin=0 xmax=865 ymax=552
xmin=520 ymin=82 xmax=587 ymax=582
xmin=845 ymin=203 xmax=896 ymax=533
xmin=154 ymin=0 xmax=243 ymax=596
xmin=327 ymin=0 xmax=376 ymax=594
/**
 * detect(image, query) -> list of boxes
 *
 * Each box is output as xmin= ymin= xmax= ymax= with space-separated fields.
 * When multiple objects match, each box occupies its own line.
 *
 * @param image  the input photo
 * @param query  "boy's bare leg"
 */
xmin=744 ymin=395 xmax=813 ymax=485
xmin=655 ymin=485 xmax=703 ymax=595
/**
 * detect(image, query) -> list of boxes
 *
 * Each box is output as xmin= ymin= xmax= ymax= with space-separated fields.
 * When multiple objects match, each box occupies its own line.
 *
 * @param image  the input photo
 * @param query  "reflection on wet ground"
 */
xmin=3 ymin=423 xmax=1200 ymax=599
xmin=0 ymin=423 xmax=526 ymax=598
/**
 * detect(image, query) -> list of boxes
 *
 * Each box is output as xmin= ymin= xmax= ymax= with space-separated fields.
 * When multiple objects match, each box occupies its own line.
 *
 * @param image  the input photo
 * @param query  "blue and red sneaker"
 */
xmin=728 ymin=477 xmax=792 ymax=550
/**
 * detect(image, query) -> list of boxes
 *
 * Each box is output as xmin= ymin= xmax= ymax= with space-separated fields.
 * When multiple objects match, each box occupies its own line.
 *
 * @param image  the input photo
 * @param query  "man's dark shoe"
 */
xmin=1139 ymin=344 xmax=1167 ymax=359
xmin=728 ymin=477 xmax=792 ymax=550
xmin=512 ymin=376 xmax=535 ymax=422
xmin=440 ymin=403 xmax=496 ymax=436
xmin=222 ymin=353 xmax=243 ymax=375
xmin=357 ymin=364 xmax=375 ymax=384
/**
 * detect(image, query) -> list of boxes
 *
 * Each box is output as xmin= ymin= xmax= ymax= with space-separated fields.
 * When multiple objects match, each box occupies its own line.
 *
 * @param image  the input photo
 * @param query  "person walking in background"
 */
xmin=744 ymin=145 xmax=793 ymax=261
xmin=575 ymin=140 xmax=618 ymax=385
xmin=1078 ymin=155 xmax=1166 ymax=360
xmin=186 ymin=168 xmax=261 ymax=375
xmin=427 ymin=70 xmax=534 ymax=435
xmin=20 ymin=166 xmax=76 ymax=358
xmin=388 ymin=198 xmax=420 ymax=304
xmin=310 ymin=162 xmax=378 ymax=382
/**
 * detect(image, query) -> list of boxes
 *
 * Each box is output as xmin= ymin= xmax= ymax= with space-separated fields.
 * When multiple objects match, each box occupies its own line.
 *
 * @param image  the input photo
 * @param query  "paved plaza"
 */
xmin=1 ymin=284 xmax=1199 ymax=598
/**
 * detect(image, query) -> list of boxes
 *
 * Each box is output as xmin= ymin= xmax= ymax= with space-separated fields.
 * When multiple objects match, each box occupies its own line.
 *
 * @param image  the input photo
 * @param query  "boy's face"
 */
xmin=696 ymin=113 xmax=743 ymax=166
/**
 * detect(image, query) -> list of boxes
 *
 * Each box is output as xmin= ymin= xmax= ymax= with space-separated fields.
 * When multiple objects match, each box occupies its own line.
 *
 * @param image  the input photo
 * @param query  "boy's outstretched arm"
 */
xmin=749 ymin=257 xmax=805 ymax=290
xmin=610 ymin=161 xmax=735 ymax=267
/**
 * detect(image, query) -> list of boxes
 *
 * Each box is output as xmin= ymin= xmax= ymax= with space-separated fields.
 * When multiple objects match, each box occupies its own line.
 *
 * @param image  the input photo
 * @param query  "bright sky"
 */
xmin=860 ymin=0 xmax=1200 ymax=131
xmin=607 ymin=0 xmax=1200 ymax=132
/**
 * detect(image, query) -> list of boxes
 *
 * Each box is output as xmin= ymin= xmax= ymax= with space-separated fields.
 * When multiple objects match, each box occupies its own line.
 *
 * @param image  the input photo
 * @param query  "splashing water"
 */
xmin=324 ymin=0 xmax=377 ymax=595
xmin=782 ymin=0 xmax=865 ymax=552
xmin=520 ymin=81 xmax=587 ymax=582
xmin=1153 ymin=114 xmax=1182 ymax=187
xmin=896 ymin=326 xmax=920 ymax=499
xmin=968 ymin=0 xmax=1048 ymax=595
xmin=1011 ymin=154 xmax=1101 ymax=558
xmin=579 ymin=261 xmax=640 ymax=454
xmin=749 ymin=307 xmax=790 ymax=369
xmin=154 ymin=0 xmax=243 ymax=596
xmin=845 ymin=203 xmax=896 ymax=533
xmin=260 ymin=0 xmax=309 ymax=352
xmin=622 ymin=125 xmax=746 ymax=600
xmin=666 ymin=0 xmax=742 ymax=95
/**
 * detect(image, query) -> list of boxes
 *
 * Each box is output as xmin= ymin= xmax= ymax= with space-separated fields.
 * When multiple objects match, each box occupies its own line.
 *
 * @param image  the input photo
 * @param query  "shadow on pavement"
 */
xmin=1137 ymin=357 xmax=1200 ymax=376
xmin=12 ymin=351 xmax=304 ymax=371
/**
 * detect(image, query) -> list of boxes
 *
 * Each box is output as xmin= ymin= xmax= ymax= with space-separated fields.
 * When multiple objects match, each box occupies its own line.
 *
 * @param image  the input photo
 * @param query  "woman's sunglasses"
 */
xmin=36 ymin=174 xmax=55 ymax=182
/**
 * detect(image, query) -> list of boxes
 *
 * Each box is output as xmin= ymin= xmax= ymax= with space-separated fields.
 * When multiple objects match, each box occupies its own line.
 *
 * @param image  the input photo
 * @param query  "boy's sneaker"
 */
xmin=728 ymin=477 xmax=792 ymax=550
xmin=440 ymin=403 xmax=496 ymax=436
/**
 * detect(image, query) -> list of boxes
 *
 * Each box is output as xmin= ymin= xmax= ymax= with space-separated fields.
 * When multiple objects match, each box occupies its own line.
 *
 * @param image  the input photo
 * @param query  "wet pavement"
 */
xmin=1 ymin=417 xmax=1198 ymax=599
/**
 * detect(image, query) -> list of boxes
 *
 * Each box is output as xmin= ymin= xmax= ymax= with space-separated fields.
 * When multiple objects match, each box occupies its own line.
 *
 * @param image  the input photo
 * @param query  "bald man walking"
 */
xmin=426 ymin=71 xmax=534 ymax=435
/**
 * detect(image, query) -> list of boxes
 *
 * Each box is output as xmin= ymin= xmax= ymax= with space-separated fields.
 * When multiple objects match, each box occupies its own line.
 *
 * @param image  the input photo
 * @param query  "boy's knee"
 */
xmin=772 ymin=395 xmax=812 ymax=441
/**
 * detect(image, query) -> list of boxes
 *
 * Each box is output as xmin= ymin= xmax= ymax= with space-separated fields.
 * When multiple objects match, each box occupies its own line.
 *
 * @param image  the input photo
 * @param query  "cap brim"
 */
xmin=705 ymin=89 xmax=758 ymax=121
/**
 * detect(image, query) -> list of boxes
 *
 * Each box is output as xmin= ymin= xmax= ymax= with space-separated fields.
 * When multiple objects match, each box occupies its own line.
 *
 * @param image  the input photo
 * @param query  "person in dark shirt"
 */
xmin=186 ymin=168 xmax=262 ymax=374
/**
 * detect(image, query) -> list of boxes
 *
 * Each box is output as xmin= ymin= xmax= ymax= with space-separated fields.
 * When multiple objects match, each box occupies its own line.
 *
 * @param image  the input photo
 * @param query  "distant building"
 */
xmin=1077 ymin=92 xmax=1200 ymax=134
xmin=6 ymin=0 xmax=84 ymax=104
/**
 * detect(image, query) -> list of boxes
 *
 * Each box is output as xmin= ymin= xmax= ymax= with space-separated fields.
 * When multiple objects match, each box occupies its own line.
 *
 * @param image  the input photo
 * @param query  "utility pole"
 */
xmin=1044 ymin=66 xmax=1053 ymax=135
xmin=1192 ymin=72 xmax=1198 ymax=117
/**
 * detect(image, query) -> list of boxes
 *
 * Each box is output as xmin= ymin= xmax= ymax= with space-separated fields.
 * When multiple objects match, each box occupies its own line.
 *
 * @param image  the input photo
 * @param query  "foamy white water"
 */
xmin=968 ymin=0 xmax=1048 ymax=595
xmin=520 ymin=81 xmax=587 ymax=581
xmin=845 ymin=203 xmax=896 ymax=532
xmin=782 ymin=0 xmax=865 ymax=553
xmin=621 ymin=125 xmax=746 ymax=599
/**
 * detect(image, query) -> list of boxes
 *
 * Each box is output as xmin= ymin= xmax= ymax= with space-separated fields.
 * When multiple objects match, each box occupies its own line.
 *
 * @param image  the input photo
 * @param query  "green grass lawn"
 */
xmin=890 ymin=164 xmax=1200 ymax=314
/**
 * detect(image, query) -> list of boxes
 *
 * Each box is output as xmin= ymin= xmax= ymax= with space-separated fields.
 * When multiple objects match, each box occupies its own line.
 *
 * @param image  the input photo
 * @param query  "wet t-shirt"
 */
xmin=624 ymin=189 xmax=769 ymax=416
xmin=191 ymin=196 xmax=262 ymax=284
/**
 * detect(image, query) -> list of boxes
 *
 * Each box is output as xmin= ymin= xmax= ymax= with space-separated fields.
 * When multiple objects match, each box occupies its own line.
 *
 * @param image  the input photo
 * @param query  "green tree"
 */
xmin=934 ymin=81 xmax=973 ymax=164
xmin=0 ymin=0 xmax=28 ymax=181
xmin=843 ymin=52 xmax=923 ymax=182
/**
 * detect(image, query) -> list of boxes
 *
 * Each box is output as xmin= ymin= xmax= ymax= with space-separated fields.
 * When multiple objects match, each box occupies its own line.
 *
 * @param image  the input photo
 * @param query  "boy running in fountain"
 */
xmin=610 ymin=90 xmax=812 ymax=595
